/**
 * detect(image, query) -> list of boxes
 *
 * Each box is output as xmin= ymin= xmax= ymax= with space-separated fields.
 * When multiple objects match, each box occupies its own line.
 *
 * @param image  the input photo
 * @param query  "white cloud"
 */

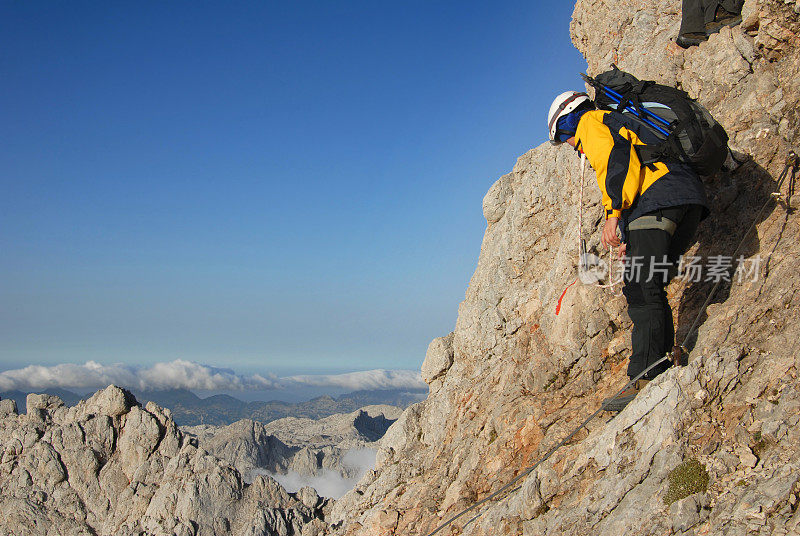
xmin=0 ymin=359 xmax=280 ymax=392
xmin=282 ymin=369 xmax=425 ymax=390
xmin=0 ymin=360 xmax=425 ymax=393
xmin=249 ymin=448 xmax=377 ymax=499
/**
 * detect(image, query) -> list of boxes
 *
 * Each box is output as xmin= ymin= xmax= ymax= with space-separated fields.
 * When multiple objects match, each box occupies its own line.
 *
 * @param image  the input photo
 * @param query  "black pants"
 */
xmin=622 ymin=205 xmax=704 ymax=380
xmin=679 ymin=0 xmax=744 ymax=35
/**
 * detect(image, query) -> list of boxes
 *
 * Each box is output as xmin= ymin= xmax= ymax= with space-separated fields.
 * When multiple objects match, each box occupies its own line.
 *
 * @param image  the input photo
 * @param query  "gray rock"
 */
xmin=297 ymin=485 xmax=320 ymax=509
xmin=26 ymin=393 xmax=64 ymax=414
xmin=180 ymin=404 xmax=397 ymax=492
xmin=0 ymin=398 xmax=18 ymax=417
xmin=669 ymin=493 xmax=702 ymax=533
xmin=483 ymin=173 xmax=513 ymax=223
xmin=84 ymin=385 xmax=136 ymax=418
xmin=421 ymin=332 xmax=455 ymax=385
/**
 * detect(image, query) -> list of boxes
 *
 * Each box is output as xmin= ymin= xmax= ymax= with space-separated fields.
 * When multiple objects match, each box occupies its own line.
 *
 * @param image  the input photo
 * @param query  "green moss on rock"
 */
xmin=664 ymin=458 xmax=709 ymax=505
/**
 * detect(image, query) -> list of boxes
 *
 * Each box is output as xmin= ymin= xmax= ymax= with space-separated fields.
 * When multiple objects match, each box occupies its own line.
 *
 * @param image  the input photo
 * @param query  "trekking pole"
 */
xmin=581 ymin=73 xmax=672 ymax=128
xmin=580 ymin=73 xmax=672 ymax=136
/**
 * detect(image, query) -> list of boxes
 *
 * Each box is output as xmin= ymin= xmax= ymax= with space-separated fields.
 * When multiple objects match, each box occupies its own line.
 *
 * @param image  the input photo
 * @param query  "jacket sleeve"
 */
xmin=576 ymin=113 xmax=643 ymax=220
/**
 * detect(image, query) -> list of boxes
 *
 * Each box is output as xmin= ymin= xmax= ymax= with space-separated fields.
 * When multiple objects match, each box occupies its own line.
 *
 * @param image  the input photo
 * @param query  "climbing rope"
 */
xmin=556 ymin=153 xmax=622 ymax=316
xmin=557 ymin=155 xmax=622 ymax=316
xmin=578 ymin=153 xmax=622 ymax=294
xmin=420 ymin=150 xmax=799 ymax=536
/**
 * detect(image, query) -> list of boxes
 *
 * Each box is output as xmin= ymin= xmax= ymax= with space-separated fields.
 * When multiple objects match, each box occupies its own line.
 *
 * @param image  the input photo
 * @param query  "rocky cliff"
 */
xmin=326 ymin=1 xmax=800 ymax=535
xmin=0 ymin=386 xmax=330 ymax=536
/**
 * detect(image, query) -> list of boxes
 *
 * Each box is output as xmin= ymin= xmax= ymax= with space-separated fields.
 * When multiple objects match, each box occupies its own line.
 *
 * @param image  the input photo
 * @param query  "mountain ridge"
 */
xmin=0 ymin=386 xmax=426 ymax=426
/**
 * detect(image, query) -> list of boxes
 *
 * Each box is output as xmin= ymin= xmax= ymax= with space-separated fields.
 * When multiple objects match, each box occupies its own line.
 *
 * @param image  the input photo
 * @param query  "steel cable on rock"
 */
xmin=419 ymin=151 xmax=799 ymax=536
xmin=420 ymin=355 xmax=670 ymax=536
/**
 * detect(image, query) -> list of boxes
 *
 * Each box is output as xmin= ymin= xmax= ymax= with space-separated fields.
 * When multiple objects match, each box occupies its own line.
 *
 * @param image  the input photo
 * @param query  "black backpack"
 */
xmin=583 ymin=66 xmax=729 ymax=177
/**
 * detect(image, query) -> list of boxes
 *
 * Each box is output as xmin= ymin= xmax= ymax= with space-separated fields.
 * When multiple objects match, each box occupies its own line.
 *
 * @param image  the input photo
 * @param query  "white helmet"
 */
xmin=547 ymin=91 xmax=590 ymax=144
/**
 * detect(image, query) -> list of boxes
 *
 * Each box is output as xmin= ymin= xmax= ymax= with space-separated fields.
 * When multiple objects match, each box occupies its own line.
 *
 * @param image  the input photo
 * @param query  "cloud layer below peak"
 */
xmin=0 ymin=360 xmax=425 ymax=393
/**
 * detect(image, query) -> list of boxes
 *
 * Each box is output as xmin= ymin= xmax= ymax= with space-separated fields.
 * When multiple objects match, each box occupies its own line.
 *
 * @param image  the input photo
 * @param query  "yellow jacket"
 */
xmin=574 ymin=110 xmax=707 ymax=224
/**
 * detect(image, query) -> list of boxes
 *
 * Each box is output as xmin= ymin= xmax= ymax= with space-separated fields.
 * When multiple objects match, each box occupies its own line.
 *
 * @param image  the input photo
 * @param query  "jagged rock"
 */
xmin=260 ymin=404 xmax=402 ymax=449
xmin=483 ymin=173 xmax=513 ymax=223
xmin=0 ymin=385 xmax=325 ymax=535
xmin=25 ymin=393 xmax=64 ymax=413
xmin=181 ymin=405 xmax=398 ymax=482
xmin=297 ymin=485 xmax=320 ymax=509
xmin=83 ymin=385 xmax=137 ymax=418
xmin=669 ymin=493 xmax=704 ymax=533
xmin=118 ymin=405 xmax=163 ymax=479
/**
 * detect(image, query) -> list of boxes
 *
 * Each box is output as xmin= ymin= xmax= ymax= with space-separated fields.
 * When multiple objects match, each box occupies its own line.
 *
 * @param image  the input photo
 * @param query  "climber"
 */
xmin=676 ymin=0 xmax=744 ymax=48
xmin=547 ymin=91 xmax=710 ymax=411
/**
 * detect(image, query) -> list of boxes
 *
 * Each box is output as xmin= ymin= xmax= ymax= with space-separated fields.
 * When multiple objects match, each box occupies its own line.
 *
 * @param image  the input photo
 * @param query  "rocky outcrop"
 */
xmin=421 ymin=332 xmax=455 ymax=390
xmin=261 ymin=405 xmax=403 ymax=449
xmin=182 ymin=419 xmax=297 ymax=478
xmin=0 ymin=385 xmax=328 ymax=535
xmin=181 ymin=405 xmax=401 ymax=482
xmin=326 ymin=1 xmax=800 ymax=535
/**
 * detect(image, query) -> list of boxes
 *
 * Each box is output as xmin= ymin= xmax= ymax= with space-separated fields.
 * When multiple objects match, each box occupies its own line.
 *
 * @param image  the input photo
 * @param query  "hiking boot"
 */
xmin=603 ymin=379 xmax=650 ymax=412
xmin=705 ymin=7 xmax=742 ymax=34
xmin=676 ymin=32 xmax=707 ymax=49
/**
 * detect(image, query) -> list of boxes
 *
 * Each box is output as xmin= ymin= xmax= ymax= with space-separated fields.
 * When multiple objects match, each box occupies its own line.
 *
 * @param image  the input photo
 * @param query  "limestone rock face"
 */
xmin=181 ymin=405 xmax=401 ymax=482
xmin=261 ymin=405 xmax=403 ymax=449
xmin=327 ymin=1 xmax=800 ymax=535
xmin=0 ymin=385 xmax=326 ymax=535
xmin=183 ymin=419 xmax=296 ymax=478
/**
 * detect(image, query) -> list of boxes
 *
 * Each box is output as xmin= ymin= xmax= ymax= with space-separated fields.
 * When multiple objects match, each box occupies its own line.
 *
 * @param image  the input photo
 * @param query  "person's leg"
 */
xmin=680 ymin=0 xmax=706 ymax=35
xmin=722 ymin=0 xmax=745 ymax=14
xmin=625 ymin=204 xmax=703 ymax=377
xmin=705 ymin=0 xmax=744 ymax=32
xmin=708 ymin=0 xmax=744 ymax=19
xmin=701 ymin=0 xmax=720 ymax=25
xmin=678 ymin=0 xmax=708 ymax=48
xmin=606 ymin=205 xmax=702 ymax=411
xmin=623 ymin=227 xmax=673 ymax=380
xmin=666 ymin=205 xmax=703 ymax=263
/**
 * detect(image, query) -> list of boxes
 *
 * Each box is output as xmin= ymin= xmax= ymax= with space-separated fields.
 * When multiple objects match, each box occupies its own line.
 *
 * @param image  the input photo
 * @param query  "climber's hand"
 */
xmin=601 ymin=217 xmax=621 ymax=249
xmin=616 ymin=242 xmax=627 ymax=259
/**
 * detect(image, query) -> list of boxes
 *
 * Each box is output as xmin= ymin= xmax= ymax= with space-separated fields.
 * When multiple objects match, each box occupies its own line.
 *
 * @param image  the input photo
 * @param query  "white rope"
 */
xmin=577 ymin=152 xmax=622 ymax=294
xmin=578 ymin=152 xmax=585 ymax=261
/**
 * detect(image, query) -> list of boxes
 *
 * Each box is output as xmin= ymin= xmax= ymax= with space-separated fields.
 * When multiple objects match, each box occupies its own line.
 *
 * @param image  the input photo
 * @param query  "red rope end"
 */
xmin=555 ymin=278 xmax=577 ymax=315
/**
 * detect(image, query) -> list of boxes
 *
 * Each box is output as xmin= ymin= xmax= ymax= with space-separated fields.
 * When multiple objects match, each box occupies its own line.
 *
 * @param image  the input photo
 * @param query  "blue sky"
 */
xmin=0 ymin=1 xmax=586 ymax=385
